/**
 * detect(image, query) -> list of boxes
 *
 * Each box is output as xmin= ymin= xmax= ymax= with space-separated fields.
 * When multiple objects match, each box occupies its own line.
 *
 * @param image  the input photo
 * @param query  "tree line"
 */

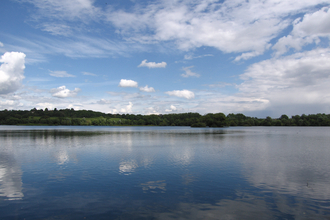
xmin=0 ymin=108 xmax=330 ymax=127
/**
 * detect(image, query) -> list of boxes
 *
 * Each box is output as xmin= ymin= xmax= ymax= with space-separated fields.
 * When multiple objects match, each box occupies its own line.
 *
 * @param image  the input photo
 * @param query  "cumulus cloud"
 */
xmin=139 ymin=85 xmax=155 ymax=92
xmin=273 ymin=7 xmax=330 ymax=56
xmin=50 ymin=85 xmax=81 ymax=98
xmin=240 ymin=48 xmax=330 ymax=93
xmin=165 ymin=89 xmax=195 ymax=99
xmin=0 ymin=100 xmax=23 ymax=110
xmin=144 ymin=106 xmax=161 ymax=115
xmin=36 ymin=102 xmax=55 ymax=110
xmin=138 ymin=59 xmax=167 ymax=68
xmin=181 ymin=66 xmax=200 ymax=78
xmin=109 ymin=102 xmax=133 ymax=114
xmin=49 ymin=70 xmax=75 ymax=77
xmin=189 ymin=48 xmax=330 ymax=117
xmin=0 ymin=52 xmax=26 ymax=94
xmin=236 ymin=48 xmax=330 ymax=116
xmin=118 ymin=79 xmax=138 ymax=88
xmin=165 ymin=105 xmax=177 ymax=112
xmin=0 ymin=100 xmax=16 ymax=106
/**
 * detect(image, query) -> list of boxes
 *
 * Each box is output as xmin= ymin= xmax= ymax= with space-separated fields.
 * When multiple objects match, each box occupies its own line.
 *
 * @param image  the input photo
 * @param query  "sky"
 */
xmin=0 ymin=0 xmax=330 ymax=118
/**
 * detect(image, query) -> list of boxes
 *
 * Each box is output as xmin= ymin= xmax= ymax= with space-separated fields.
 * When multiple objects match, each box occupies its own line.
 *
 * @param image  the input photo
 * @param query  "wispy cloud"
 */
xmin=184 ymin=54 xmax=213 ymax=60
xmin=49 ymin=71 xmax=75 ymax=77
xmin=138 ymin=59 xmax=167 ymax=68
xmin=82 ymin=72 xmax=97 ymax=76
xmin=96 ymin=99 xmax=111 ymax=104
xmin=165 ymin=89 xmax=195 ymax=99
xmin=207 ymin=82 xmax=233 ymax=88
xmin=106 ymin=0 xmax=328 ymax=60
xmin=22 ymin=0 xmax=101 ymax=23
xmin=181 ymin=66 xmax=200 ymax=78
xmin=14 ymin=0 xmax=330 ymax=61
xmin=40 ymin=23 xmax=73 ymax=36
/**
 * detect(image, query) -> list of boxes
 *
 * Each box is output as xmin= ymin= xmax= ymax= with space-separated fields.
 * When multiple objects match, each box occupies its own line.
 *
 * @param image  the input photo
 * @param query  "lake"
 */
xmin=0 ymin=126 xmax=329 ymax=219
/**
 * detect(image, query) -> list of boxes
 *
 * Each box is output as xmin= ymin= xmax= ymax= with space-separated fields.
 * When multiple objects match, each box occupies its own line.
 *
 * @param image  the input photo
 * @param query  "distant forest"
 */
xmin=1 ymin=108 xmax=330 ymax=127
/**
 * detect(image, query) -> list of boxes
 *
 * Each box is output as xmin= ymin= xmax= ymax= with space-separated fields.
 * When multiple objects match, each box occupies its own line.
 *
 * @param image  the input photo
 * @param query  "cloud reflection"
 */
xmin=0 ymin=153 xmax=24 ymax=200
xmin=234 ymin=130 xmax=330 ymax=201
xmin=140 ymin=180 xmax=166 ymax=193
xmin=119 ymin=160 xmax=138 ymax=175
xmin=54 ymin=149 xmax=69 ymax=165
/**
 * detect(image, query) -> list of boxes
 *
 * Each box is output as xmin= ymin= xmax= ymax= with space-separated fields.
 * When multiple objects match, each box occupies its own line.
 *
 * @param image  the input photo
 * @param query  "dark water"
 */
xmin=0 ymin=126 xmax=329 ymax=219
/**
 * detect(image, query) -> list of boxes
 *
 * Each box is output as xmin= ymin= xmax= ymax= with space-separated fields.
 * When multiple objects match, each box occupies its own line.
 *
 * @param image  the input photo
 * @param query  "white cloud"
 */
xmin=208 ymin=82 xmax=233 ymax=88
xmin=188 ymin=48 xmax=330 ymax=117
xmin=145 ymin=106 xmax=161 ymax=115
xmin=96 ymin=99 xmax=111 ymax=104
xmin=118 ymin=79 xmax=138 ymax=88
xmin=273 ymin=7 xmax=330 ymax=56
xmin=107 ymin=0 xmax=328 ymax=60
xmin=41 ymin=23 xmax=73 ymax=36
xmin=165 ymin=105 xmax=177 ymax=112
xmin=165 ymin=89 xmax=195 ymax=99
xmin=234 ymin=50 xmax=267 ymax=62
xmin=0 ymin=154 xmax=24 ymax=200
xmin=292 ymin=7 xmax=330 ymax=36
xmin=119 ymin=160 xmax=138 ymax=175
xmin=0 ymin=100 xmax=16 ymax=106
xmin=184 ymin=54 xmax=213 ymax=60
xmin=0 ymin=52 xmax=26 ymax=94
xmin=49 ymin=70 xmax=75 ymax=77
xmin=4 ymin=34 xmax=136 ymax=63
xmin=240 ymin=48 xmax=330 ymax=93
xmin=109 ymin=102 xmax=133 ymax=114
xmin=36 ymin=102 xmax=54 ymax=110
xmin=181 ymin=66 xmax=200 ymax=78
xmin=16 ymin=0 xmax=330 ymax=61
xmin=82 ymin=71 xmax=97 ymax=76
xmin=0 ymin=42 xmax=3 ymax=47
xmin=23 ymin=0 xmax=101 ymax=22
xmin=50 ymin=85 xmax=81 ymax=98
xmin=139 ymin=85 xmax=155 ymax=92
xmin=138 ymin=59 xmax=167 ymax=68
xmin=192 ymin=93 xmax=270 ymax=116
xmin=236 ymin=48 xmax=330 ymax=116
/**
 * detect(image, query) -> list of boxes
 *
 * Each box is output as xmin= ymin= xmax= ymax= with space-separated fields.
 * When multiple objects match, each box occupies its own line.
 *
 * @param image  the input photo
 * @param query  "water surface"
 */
xmin=0 ymin=126 xmax=329 ymax=219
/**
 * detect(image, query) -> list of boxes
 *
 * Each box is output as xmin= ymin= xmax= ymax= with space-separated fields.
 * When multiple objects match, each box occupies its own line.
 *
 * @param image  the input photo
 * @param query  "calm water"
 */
xmin=0 ymin=126 xmax=329 ymax=219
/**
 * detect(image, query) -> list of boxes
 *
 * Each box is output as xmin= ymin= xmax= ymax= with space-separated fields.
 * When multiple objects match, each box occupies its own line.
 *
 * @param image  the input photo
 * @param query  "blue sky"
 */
xmin=1 ymin=0 xmax=330 ymax=117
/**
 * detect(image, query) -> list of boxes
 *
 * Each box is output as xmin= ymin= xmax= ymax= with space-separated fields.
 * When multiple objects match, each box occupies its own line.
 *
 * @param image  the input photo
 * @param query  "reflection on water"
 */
xmin=141 ymin=180 xmax=166 ymax=193
xmin=0 ymin=126 xmax=330 ymax=219
xmin=54 ymin=149 xmax=70 ymax=165
xmin=119 ymin=160 xmax=138 ymax=175
xmin=0 ymin=153 xmax=24 ymax=200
